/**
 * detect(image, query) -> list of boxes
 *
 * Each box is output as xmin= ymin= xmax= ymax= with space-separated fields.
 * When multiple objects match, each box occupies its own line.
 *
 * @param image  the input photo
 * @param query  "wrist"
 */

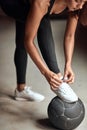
xmin=40 ymin=67 xmax=50 ymax=76
xmin=65 ymin=62 xmax=72 ymax=68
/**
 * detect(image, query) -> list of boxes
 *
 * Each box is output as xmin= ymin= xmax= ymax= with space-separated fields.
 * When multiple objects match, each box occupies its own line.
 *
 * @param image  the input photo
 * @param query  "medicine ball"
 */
xmin=47 ymin=96 xmax=85 ymax=130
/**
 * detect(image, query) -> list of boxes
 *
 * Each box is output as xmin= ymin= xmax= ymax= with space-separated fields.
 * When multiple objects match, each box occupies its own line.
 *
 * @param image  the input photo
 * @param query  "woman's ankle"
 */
xmin=17 ymin=84 xmax=26 ymax=91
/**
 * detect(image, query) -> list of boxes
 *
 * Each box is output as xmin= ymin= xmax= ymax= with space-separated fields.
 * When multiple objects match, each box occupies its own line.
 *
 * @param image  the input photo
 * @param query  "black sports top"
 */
xmin=47 ymin=0 xmax=68 ymax=19
xmin=48 ymin=0 xmax=55 ymax=14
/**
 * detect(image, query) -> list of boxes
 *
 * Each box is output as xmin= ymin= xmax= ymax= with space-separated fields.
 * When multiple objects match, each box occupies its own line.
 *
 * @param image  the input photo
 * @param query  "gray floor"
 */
xmin=0 ymin=15 xmax=87 ymax=130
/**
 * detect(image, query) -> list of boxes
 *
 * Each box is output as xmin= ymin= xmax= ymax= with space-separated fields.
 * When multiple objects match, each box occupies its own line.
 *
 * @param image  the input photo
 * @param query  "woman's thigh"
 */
xmin=0 ymin=0 xmax=30 ymax=21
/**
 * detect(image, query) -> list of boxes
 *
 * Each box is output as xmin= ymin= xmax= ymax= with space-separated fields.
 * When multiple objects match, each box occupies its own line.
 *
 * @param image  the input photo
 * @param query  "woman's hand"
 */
xmin=64 ymin=66 xmax=75 ymax=84
xmin=44 ymin=70 xmax=63 ymax=90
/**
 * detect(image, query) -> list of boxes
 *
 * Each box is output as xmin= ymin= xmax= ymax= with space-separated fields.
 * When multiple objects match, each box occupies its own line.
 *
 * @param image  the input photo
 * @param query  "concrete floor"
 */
xmin=0 ymin=15 xmax=87 ymax=130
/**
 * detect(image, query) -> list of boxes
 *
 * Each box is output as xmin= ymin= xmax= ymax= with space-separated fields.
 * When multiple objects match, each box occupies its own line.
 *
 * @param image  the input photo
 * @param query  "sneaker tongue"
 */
xmin=24 ymin=86 xmax=31 ymax=89
xmin=24 ymin=86 xmax=28 ymax=90
xmin=24 ymin=86 xmax=31 ymax=92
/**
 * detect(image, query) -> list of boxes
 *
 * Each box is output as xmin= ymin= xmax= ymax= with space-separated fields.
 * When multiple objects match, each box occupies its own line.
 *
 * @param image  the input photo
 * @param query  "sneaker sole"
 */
xmin=15 ymin=97 xmax=29 ymax=101
xmin=57 ymin=95 xmax=78 ymax=103
xmin=15 ymin=97 xmax=45 ymax=102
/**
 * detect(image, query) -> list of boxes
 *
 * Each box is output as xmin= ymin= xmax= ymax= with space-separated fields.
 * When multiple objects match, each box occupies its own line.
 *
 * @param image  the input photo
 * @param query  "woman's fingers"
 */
xmin=49 ymin=74 xmax=62 ymax=89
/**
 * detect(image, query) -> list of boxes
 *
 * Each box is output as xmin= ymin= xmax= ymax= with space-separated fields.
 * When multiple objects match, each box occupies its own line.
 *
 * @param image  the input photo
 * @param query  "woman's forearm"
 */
xmin=25 ymin=39 xmax=49 ymax=75
xmin=64 ymin=36 xmax=75 ymax=67
xmin=64 ymin=14 xmax=78 ymax=68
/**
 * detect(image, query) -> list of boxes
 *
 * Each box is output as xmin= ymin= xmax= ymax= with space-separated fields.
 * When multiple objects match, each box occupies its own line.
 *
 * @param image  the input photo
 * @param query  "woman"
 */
xmin=0 ymin=0 xmax=87 ymax=102
xmin=24 ymin=0 xmax=87 ymax=87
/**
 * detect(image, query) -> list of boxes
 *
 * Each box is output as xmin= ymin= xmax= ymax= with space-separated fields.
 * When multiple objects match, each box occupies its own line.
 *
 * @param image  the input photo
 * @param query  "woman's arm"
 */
xmin=25 ymin=0 xmax=62 ymax=88
xmin=64 ymin=12 xmax=79 ymax=83
xmin=25 ymin=0 xmax=50 ymax=75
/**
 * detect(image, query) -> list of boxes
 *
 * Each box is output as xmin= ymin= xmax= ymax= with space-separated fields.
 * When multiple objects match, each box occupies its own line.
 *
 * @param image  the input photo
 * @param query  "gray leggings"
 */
xmin=0 ymin=0 xmax=60 ymax=84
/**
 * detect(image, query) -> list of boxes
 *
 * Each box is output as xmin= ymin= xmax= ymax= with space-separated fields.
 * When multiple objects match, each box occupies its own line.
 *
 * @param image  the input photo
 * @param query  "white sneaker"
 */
xmin=14 ymin=86 xmax=45 ymax=102
xmin=53 ymin=82 xmax=78 ymax=103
